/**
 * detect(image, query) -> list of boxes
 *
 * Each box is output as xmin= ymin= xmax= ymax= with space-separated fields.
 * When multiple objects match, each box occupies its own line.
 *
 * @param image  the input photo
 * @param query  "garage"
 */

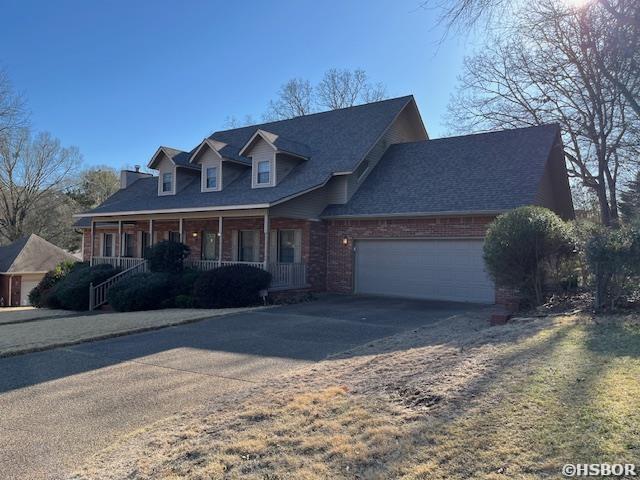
xmin=354 ymin=239 xmax=495 ymax=303
xmin=20 ymin=275 xmax=42 ymax=306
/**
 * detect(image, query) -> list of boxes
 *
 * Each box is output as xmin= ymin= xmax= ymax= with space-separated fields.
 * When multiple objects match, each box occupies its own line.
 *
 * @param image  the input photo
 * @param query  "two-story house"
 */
xmin=74 ymin=95 xmax=574 ymax=305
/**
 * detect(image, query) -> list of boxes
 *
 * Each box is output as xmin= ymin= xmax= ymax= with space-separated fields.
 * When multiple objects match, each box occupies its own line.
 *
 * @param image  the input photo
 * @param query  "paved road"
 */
xmin=0 ymin=296 xmax=480 ymax=479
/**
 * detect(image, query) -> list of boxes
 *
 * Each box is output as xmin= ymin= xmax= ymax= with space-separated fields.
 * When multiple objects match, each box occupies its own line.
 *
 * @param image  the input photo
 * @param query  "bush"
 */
xmin=193 ymin=264 xmax=271 ymax=308
xmin=107 ymin=272 xmax=171 ymax=311
xmin=170 ymin=269 xmax=202 ymax=297
xmin=46 ymin=263 xmax=120 ymax=310
xmin=145 ymin=241 xmax=190 ymax=273
xmin=29 ymin=260 xmax=79 ymax=307
xmin=484 ymin=206 xmax=576 ymax=306
xmin=586 ymin=225 xmax=640 ymax=310
xmin=174 ymin=294 xmax=195 ymax=308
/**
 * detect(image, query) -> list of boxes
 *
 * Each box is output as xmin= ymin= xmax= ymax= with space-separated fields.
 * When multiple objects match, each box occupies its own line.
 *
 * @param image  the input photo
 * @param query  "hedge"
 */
xmin=193 ymin=264 xmax=271 ymax=308
xmin=107 ymin=272 xmax=171 ymax=311
xmin=46 ymin=263 xmax=120 ymax=310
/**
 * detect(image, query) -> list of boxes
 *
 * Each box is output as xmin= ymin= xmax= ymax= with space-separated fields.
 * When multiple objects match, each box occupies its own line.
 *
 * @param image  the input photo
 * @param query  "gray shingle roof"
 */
xmin=0 ymin=234 xmax=78 ymax=273
xmin=81 ymin=96 xmax=413 ymax=216
xmin=322 ymin=124 xmax=560 ymax=217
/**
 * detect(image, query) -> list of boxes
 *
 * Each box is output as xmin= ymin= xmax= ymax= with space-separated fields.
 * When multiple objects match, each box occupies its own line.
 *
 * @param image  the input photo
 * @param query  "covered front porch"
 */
xmin=84 ymin=209 xmax=317 ymax=290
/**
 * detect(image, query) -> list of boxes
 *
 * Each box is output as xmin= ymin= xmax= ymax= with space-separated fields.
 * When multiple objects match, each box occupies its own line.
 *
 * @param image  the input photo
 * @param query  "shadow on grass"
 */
xmin=585 ymin=319 xmax=640 ymax=358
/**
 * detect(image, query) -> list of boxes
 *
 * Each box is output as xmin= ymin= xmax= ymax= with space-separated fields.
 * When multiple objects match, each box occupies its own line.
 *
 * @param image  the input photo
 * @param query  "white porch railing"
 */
xmin=89 ymin=260 xmax=148 ymax=311
xmin=91 ymin=256 xmax=146 ymax=270
xmin=268 ymin=263 xmax=307 ymax=289
xmin=184 ymin=259 xmax=307 ymax=289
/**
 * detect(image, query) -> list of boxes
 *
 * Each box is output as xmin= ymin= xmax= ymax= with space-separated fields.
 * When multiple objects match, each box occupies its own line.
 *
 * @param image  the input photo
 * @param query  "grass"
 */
xmin=72 ymin=312 xmax=640 ymax=480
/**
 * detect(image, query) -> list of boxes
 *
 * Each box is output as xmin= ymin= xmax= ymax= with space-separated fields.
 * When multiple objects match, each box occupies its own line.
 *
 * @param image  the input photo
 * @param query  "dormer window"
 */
xmin=257 ymin=160 xmax=271 ymax=185
xmin=205 ymin=166 xmax=218 ymax=190
xmin=162 ymin=172 xmax=173 ymax=192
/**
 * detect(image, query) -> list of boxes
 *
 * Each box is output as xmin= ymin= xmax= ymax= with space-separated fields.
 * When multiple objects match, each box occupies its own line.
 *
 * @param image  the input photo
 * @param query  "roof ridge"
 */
xmin=211 ymin=95 xmax=414 ymax=135
xmin=424 ymin=124 xmax=559 ymax=144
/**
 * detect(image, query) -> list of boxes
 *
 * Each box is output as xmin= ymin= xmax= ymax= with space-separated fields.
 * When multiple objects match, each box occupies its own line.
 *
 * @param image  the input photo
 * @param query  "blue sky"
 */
xmin=1 ymin=0 xmax=478 ymax=168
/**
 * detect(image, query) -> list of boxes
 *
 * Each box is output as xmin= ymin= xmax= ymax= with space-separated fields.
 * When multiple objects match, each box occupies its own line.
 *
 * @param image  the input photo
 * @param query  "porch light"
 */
xmin=342 ymin=236 xmax=349 ymax=246
xmin=192 ymin=232 xmax=199 ymax=238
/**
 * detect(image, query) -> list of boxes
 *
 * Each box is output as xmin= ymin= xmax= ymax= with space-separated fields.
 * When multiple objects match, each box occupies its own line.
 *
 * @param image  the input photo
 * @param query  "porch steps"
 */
xmin=89 ymin=260 xmax=148 ymax=311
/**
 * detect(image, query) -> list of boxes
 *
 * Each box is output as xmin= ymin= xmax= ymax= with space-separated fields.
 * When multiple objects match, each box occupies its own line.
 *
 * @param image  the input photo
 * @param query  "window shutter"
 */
xmin=269 ymin=230 xmax=278 ymax=264
xmin=252 ymin=230 xmax=260 ymax=262
xmin=98 ymin=233 xmax=103 ymax=256
xmin=231 ymin=230 xmax=238 ymax=261
xmin=294 ymin=229 xmax=302 ymax=263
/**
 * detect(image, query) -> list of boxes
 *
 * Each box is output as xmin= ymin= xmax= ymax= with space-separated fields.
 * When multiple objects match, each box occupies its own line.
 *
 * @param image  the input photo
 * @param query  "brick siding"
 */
xmin=326 ymin=216 xmax=495 ymax=296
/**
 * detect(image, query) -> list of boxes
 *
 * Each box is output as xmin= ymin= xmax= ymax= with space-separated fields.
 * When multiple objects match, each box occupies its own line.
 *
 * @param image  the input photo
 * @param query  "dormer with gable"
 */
xmin=239 ymin=129 xmax=310 ymax=189
xmin=147 ymin=146 xmax=197 ymax=196
xmin=189 ymin=138 xmax=250 ymax=192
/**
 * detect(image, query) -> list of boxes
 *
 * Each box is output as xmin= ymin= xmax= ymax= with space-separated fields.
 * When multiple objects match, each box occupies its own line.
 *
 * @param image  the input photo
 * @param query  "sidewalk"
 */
xmin=0 ymin=307 xmax=265 ymax=357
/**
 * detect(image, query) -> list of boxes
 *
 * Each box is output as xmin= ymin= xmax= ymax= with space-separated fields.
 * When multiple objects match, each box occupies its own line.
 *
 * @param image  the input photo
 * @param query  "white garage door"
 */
xmin=20 ymin=278 xmax=40 ymax=306
xmin=354 ymin=239 xmax=494 ymax=304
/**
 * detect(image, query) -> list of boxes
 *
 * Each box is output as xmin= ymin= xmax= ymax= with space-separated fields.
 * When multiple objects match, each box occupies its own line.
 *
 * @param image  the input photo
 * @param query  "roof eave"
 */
xmin=321 ymin=209 xmax=507 ymax=220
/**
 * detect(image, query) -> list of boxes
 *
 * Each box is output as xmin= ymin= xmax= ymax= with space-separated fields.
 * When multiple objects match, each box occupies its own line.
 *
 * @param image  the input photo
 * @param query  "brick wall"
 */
xmin=80 ymin=217 xmax=327 ymax=291
xmin=326 ymin=216 xmax=495 ymax=295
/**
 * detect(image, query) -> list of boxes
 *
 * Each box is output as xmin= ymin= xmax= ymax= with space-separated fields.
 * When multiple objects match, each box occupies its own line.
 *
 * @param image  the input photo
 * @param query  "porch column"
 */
xmin=149 ymin=219 xmax=153 ymax=246
xmin=90 ymin=220 xmax=95 ymax=264
xmin=179 ymin=218 xmax=184 ymax=243
xmin=118 ymin=220 xmax=123 ymax=258
xmin=8 ymin=274 xmax=12 ymax=307
xmin=218 ymin=216 xmax=223 ymax=266
xmin=263 ymin=212 xmax=270 ymax=270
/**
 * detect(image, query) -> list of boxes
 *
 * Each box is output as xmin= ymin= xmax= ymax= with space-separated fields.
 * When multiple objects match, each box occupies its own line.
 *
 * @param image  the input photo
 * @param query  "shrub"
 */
xmin=47 ymin=263 xmax=120 ymax=310
xmin=170 ymin=269 xmax=202 ymax=297
xmin=145 ymin=241 xmax=190 ymax=274
xmin=29 ymin=260 xmax=79 ymax=307
xmin=107 ymin=272 xmax=171 ymax=311
xmin=483 ymin=206 xmax=576 ymax=306
xmin=586 ymin=225 xmax=640 ymax=310
xmin=174 ymin=294 xmax=195 ymax=308
xmin=193 ymin=264 xmax=271 ymax=308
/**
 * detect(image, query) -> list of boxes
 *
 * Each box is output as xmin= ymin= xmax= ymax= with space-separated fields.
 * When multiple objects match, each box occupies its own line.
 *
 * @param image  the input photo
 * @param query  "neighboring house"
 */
xmin=0 ymin=234 xmax=78 ymax=306
xmin=73 ymin=96 xmax=574 ymax=304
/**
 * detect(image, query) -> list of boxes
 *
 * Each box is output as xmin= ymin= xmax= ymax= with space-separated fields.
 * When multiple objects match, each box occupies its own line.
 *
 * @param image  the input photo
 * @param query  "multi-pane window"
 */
xmin=122 ymin=233 xmax=135 ymax=257
xmin=162 ymin=172 xmax=172 ymax=192
xmin=238 ymin=230 xmax=258 ymax=262
xmin=169 ymin=231 xmax=181 ymax=243
xmin=206 ymin=167 xmax=218 ymax=189
xmin=257 ymin=160 xmax=271 ymax=185
xmin=202 ymin=232 xmax=218 ymax=260
xmin=278 ymin=230 xmax=296 ymax=263
xmin=103 ymin=233 xmax=114 ymax=257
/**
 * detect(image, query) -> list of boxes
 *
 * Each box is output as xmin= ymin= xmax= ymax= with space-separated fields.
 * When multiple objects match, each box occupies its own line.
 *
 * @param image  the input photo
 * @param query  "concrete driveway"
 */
xmin=0 ymin=295 xmax=483 ymax=480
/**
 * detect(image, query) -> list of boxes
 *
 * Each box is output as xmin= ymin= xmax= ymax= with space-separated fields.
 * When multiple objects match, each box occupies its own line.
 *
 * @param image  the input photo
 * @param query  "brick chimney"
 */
xmin=120 ymin=165 xmax=152 ymax=189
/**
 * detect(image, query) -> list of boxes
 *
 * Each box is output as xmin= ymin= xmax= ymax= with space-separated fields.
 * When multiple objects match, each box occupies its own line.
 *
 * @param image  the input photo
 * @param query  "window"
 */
xmin=162 ymin=172 xmax=173 ymax=192
xmin=141 ymin=231 xmax=150 ymax=257
xmin=278 ymin=230 xmax=296 ymax=263
xmin=169 ymin=231 xmax=181 ymax=243
xmin=238 ymin=230 xmax=258 ymax=262
xmin=122 ymin=233 xmax=135 ymax=257
xmin=103 ymin=233 xmax=114 ymax=257
xmin=202 ymin=232 xmax=218 ymax=260
xmin=257 ymin=160 xmax=271 ymax=185
xmin=205 ymin=166 xmax=218 ymax=190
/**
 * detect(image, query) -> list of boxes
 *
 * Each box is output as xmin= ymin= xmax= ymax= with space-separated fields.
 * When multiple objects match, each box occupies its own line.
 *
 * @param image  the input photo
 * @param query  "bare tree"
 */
xmin=222 ymin=114 xmax=257 ymax=129
xmin=448 ymin=0 xmax=639 ymax=226
xmin=0 ymin=69 xmax=27 ymax=139
xmin=264 ymin=78 xmax=314 ymax=121
xmin=264 ymin=69 xmax=388 ymax=121
xmin=316 ymin=69 xmax=387 ymax=110
xmin=0 ymin=129 xmax=82 ymax=242
xmin=68 ymin=166 xmax=120 ymax=210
